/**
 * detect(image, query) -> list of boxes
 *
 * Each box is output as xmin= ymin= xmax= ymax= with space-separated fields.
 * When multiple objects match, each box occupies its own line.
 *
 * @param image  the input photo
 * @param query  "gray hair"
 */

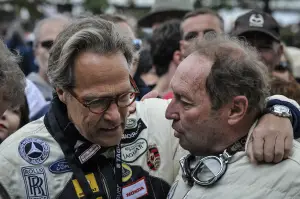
xmin=33 ymin=14 xmax=71 ymax=47
xmin=191 ymin=33 xmax=270 ymax=113
xmin=47 ymin=16 xmax=134 ymax=89
xmin=0 ymin=40 xmax=26 ymax=107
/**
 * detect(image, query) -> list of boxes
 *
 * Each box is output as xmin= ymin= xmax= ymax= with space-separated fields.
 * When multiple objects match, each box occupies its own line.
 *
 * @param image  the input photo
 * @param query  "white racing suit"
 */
xmin=0 ymin=95 xmax=298 ymax=199
xmin=0 ymin=97 xmax=186 ymax=199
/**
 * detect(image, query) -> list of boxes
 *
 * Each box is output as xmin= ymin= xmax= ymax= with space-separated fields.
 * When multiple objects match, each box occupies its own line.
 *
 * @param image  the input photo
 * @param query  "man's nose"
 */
xmin=165 ymin=100 xmax=179 ymax=121
xmin=103 ymin=102 xmax=121 ymax=122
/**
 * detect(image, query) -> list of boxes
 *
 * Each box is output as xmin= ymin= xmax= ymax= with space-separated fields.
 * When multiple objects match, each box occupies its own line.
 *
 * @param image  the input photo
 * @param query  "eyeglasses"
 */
xmin=133 ymin=39 xmax=142 ymax=51
xmin=68 ymin=76 xmax=139 ymax=114
xmin=39 ymin=40 xmax=54 ymax=50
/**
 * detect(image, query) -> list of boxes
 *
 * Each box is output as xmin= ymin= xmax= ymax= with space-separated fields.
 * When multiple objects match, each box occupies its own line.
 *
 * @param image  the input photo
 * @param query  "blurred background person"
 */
xmin=180 ymin=8 xmax=224 ymax=57
xmin=150 ymin=19 xmax=181 ymax=98
xmin=0 ymin=96 xmax=29 ymax=144
xmin=270 ymin=77 xmax=300 ymax=104
xmin=27 ymin=15 xmax=70 ymax=101
xmin=138 ymin=0 xmax=193 ymax=30
xmin=99 ymin=14 xmax=151 ymax=99
xmin=231 ymin=10 xmax=292 ymax=81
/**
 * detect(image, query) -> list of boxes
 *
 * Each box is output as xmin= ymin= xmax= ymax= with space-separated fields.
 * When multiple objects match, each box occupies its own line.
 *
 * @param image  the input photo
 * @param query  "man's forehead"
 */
xmin=172 ymin=53 xmax=211 ymax=90
xmin=181 ymin=14 xmax=221 ymax=33
xmin=39 ymin=20 xmax=67 ymax=39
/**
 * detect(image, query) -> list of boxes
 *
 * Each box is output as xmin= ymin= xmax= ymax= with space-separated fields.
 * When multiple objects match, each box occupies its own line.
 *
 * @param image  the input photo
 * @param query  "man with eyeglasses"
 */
xmin=231 ymin=10 xmax=292 ymax=82
xmin=0 ymin=17 xmax=173 ymax=199
xmin=166 ymin=34 xmax=300 ymax=199
xmin=27 ymin=15 xmax=70 ymax=101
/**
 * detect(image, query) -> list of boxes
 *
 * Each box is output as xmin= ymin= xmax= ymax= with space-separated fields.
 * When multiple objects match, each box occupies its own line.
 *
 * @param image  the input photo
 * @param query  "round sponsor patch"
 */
xmin=19 ymin=138 xmax=50 ymax=165
xmin=125 ymin=118 xmax=137 ymax=129
xmin=122 ymin=163 xmax=132 ymax=182
xmin=147 ymin=144 xmax=161 ymax=171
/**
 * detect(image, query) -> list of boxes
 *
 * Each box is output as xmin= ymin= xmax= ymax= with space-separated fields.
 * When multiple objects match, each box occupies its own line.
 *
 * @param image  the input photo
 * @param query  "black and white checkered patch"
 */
xmin=21 ymin=166 xmax=49 ymax=199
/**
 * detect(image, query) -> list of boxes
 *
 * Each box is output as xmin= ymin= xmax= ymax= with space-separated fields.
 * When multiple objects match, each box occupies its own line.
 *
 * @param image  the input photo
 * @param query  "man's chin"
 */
xmin=93 ymin=133 xmax=123 ymax=147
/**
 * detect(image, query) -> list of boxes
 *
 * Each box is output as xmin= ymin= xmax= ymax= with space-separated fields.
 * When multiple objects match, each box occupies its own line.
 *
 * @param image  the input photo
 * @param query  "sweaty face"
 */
xmin=180 ymin=14 xmax=223 ymax=57
xmin=240 ymin=32 xmax=282 ymax=72
xmin=35 ymin=20 xmax=68 ymax=75
xmin=165 ymin=53 xmax=226 ymax=155
xmin=63 ymin=52 xmax=132 ymax=147
xmin=0 ymin=108 xmax=21 ymax=142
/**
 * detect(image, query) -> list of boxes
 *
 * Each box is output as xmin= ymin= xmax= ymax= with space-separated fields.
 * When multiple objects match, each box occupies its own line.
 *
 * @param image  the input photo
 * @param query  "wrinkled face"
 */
xmin=240 ymin=32 xmax=282 ymax=72
xmin=60 ymin=51 xmax=132 ymax=147
xmin=165 ymin=53 xmax=226 ymax=155
xmin=0 ymin=108 xmax=21 ymax=142
xmin=34 ymin=20 xmax=67 ymax=75
xmin=180 ymin=14 xmax=223 ymax=56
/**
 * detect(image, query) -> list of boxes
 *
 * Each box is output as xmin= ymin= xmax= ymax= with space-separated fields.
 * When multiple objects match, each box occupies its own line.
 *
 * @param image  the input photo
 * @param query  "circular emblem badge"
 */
xmin=18 ymin=138 xmax=50 ymax=165
xmin=122 ymin=163 xmax=132 ymax=182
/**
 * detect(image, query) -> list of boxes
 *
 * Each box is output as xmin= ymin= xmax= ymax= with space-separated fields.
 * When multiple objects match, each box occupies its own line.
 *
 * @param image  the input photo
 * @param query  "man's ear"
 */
xmin=277 ymin=43 xmax=284 ymax=57
xmin=228 ymin=96 xmax=248 ymax=125
xmin=56 ymin=88 xmax=67 ymax=104
xmin=173 ymin=50 xmax=182 ymax=66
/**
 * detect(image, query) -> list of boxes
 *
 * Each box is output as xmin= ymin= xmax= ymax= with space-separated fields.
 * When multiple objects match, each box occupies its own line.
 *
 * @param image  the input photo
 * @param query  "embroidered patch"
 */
xmin=147 ymin=144 xmax=161 ymax=170
xmin=21 ymin=166 xmax=49 ymax=199
xmin=249 ymin=13 xmax=264 ymax=27
xmin=19 ymin=138 xmax=50 ymax=165
xmin=72 ymin=173 xmax=100 ymax=198
xmin=122 ymin=177 xmax=148 ymax=199
xmin=49 ymin=159 xmax=72 ymax=174
xmin=78 ymin=144 xmax=101 ymax=164
xmin=167 ymin=180 xmax=179 ymax=199
xmin=121 ymin=138 xmax=148 ymax=163
xmin=125 ymin=118 xmax=137 ymax=129
xmin=122 ymin=163 xmax=132 ymax=182
xmin=122 ymin=119 xmax=147 ymax=144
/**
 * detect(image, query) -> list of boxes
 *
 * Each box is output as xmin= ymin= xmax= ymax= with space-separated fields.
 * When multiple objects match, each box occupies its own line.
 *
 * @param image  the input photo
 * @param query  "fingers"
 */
xmin=263 ymin=135 xmax=276 ymax=163
xmin=273 ymin=135 xmax=284 ymax=163
xmin=141 ymin=90 xmax=159 ymax=101
xmin=246 ymin=140 xmax=257 ymax=164
xmin=284 ymin=135 xmax=293 ymax=159
xmin=252 ymin=132 xmax=264 ymax=162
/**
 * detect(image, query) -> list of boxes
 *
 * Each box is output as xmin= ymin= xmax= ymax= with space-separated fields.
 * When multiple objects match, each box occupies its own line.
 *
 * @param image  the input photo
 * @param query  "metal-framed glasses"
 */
xmin=68 ymin=76 xmax=139 ymax=114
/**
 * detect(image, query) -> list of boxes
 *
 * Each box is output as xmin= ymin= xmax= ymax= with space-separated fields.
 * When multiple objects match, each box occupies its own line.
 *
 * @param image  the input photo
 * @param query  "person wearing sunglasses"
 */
xmin=166 ymin=34 xmax=300 ymax=199
xmin=27 ymin=15 xmax=70 ymax=101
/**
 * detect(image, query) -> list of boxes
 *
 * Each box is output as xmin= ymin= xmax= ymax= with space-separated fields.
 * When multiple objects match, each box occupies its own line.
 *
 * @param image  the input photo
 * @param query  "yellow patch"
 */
xmin=72 ymin=173 xmax=100 ymax=198
xmin=122 ymin=163 xmax=132 ymax=182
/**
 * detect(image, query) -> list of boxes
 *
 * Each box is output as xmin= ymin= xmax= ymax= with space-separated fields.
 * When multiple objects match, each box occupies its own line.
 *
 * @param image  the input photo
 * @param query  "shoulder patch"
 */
xmin=121 ymin=138 xmax=148 ymax=163
xmin=49 ymin=159 xmax=72 ymax=174
xmin=21 ymin=166 xmax=49 ymax=199
xmin=122 ymin=119 xmax=147 ymax=144
xmin=18 ymin=138 xmax=50 ymax=165
xmin=122 ymin=177 xmax=148 ymax=199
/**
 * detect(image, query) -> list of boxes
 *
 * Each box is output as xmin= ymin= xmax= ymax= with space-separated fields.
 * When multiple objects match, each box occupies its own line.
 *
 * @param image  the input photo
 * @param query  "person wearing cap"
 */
xmin=138 ymin=0 xmax=193 ymax=30
xmin=231 ymin=10 xmax=292 ymax=82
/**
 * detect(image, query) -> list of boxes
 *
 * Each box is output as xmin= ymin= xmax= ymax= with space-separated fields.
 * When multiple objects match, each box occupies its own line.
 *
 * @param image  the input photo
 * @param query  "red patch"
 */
xmin=147 ymin=144 xmax=161 ymax=170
